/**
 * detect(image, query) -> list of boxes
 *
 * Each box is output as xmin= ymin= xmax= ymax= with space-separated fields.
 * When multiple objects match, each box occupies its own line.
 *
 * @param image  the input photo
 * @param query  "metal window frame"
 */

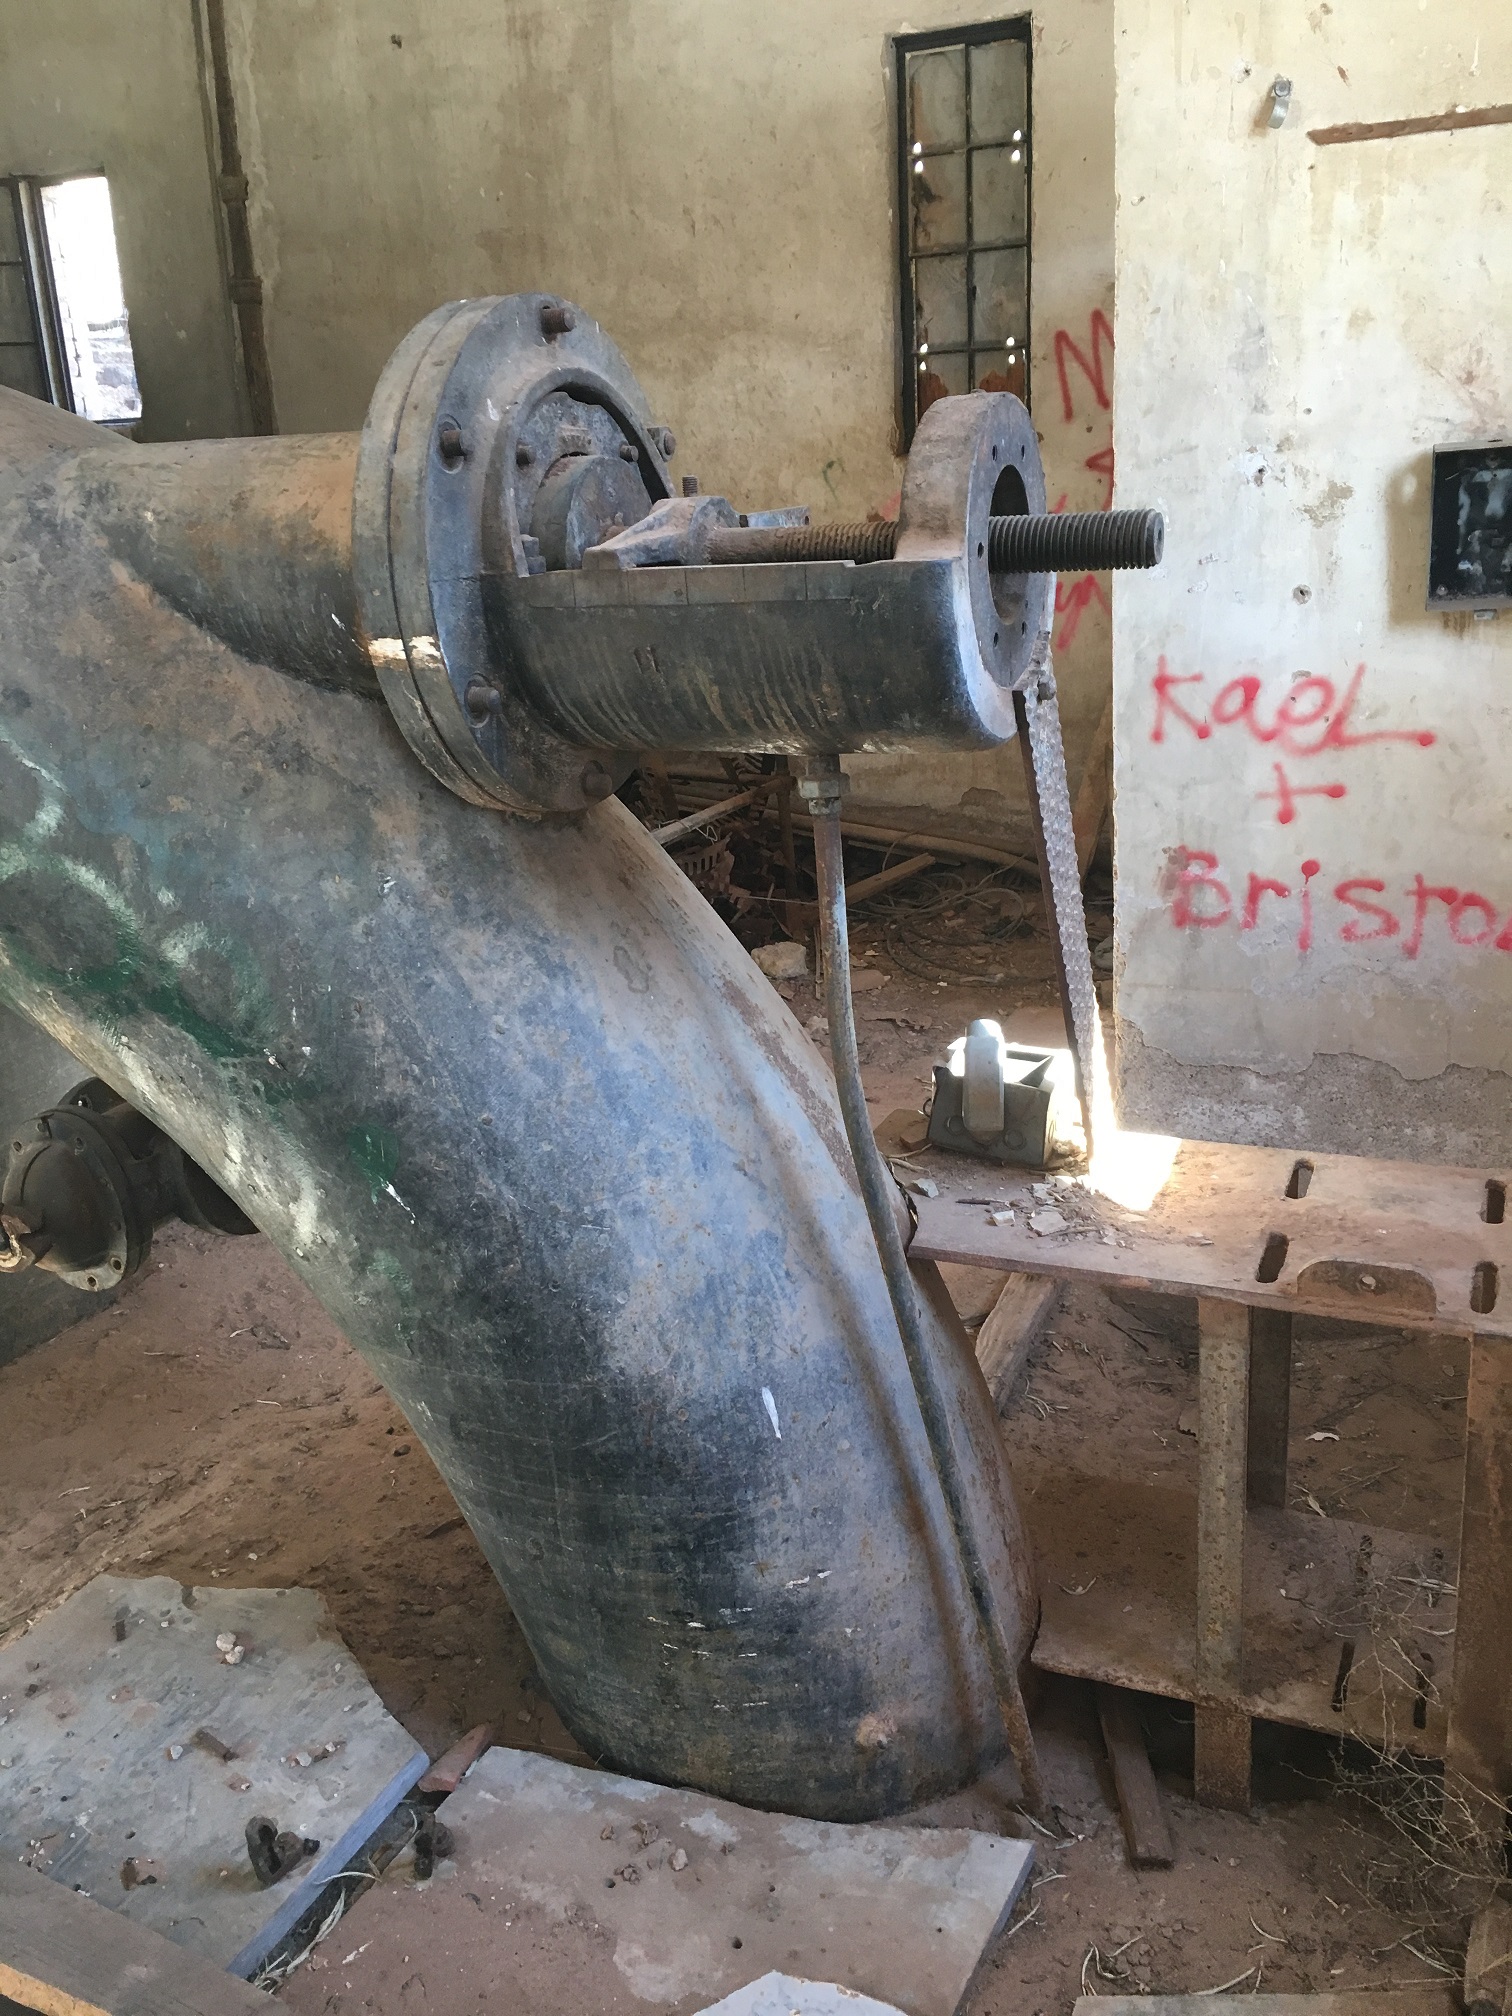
xmin=0 ymin=171 xmax=141 ymax=428
xmin=893 ymin=16 xmax=1033 ymax=446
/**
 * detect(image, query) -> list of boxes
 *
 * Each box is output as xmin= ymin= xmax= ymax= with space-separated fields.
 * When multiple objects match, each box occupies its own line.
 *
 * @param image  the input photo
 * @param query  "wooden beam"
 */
xmin=974 ymin=1274 xmax=1059 ymax=1408
xmin=416 ymin=1719 xmax=494 ymax=1796
xmin=843 ymin=853 xmax=936 ymax=906
xmin=1077 ymin=1996 xmax=1454 ymax=2016
xmin=653 ymin=785 xmax=767 ymax=846
xmin=0 ymin=1859 xmax=270 ymax=2016
xmin=1310 ymin=102 xmax=1512 ymax=145
xmin=1096 ymin=1684 xmax=1175 ymax=1868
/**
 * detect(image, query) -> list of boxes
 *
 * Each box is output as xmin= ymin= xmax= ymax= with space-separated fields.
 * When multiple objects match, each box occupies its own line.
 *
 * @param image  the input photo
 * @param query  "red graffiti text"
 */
xmin=1164 ymin=846 xmax=1512 ymax=960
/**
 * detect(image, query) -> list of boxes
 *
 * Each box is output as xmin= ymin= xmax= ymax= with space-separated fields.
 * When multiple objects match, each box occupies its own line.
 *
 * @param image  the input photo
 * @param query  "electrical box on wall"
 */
xmin=1428 ymin=441 xmax=1512 ymax=614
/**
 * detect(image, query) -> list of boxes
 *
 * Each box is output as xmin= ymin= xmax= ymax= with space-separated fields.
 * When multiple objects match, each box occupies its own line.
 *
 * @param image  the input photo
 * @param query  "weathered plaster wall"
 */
xmin=0 ymin=1 xmax=245 ymax=440
xmin=1113 ymin=0 xmax=1512 ymax=1161
xmin=222 ymin=0 xmax=1116 ymax=817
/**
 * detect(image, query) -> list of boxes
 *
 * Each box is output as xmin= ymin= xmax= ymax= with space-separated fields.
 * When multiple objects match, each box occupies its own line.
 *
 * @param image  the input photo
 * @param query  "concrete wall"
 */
xmin=1112 ymin=0 xmax=1512 ymax=1160
xmin=0 ymin=1 xmax=245 ymax=439
xmin=220 ymin=0 xmax=1116 ymax=822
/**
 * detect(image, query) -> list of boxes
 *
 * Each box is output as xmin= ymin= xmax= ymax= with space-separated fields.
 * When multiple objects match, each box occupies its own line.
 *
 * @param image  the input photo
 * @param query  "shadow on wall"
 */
xmin=1385 ymin=450 xmax=1437 ymax=630
xmin=0 ymin=1003 xmax=116 ymax=1368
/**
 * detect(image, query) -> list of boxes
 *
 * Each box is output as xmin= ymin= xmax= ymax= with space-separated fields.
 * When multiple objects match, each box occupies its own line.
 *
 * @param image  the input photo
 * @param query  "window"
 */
xmin=895 ymin=20 xmax=1031 ymax=443
xmin=0 ymin=173 xmax=142 ymax=427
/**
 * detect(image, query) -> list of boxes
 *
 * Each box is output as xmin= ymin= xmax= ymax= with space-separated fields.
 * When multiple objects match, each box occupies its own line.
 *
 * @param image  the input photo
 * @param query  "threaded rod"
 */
xmin=706 ymin=505 xmax=1163 ymax=573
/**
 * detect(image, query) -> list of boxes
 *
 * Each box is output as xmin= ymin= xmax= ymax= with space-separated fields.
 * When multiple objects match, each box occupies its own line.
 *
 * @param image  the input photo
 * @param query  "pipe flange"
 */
xmin=2 ymin=1107 xmax=148 ymax=1291
xmin=353 ymin=294 xmax=672 ymax=815
xmin=893 ymin=392 xmax=1051 ymax=698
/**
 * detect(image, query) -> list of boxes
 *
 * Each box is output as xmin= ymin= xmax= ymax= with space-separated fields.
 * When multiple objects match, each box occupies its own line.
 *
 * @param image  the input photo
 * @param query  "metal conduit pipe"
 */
xmin=0 ymin=379 xmax=1040 ymax=1821
xmin=805 ymin=757 xmax=1048 ymax=1817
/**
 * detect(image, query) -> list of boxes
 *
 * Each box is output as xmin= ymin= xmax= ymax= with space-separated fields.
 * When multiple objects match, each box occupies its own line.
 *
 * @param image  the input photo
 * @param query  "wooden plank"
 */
xmin=1310 ymin=102 xmax=1512 ymax=145
xmin=653 ymin=784 xmax=765 ymax=845
xmin=1465 ymin=1898 xmax=1512 ymax=2016
xmin=1078 ymin=1996 xmax=1454 ymax=2016
xmin=1096 ymin=1685 xmax=1174 ymax=1868
xmin=1195 ymin=1299 xmax=1251 ymax=1810
xmin=1072 ymin=691 xmax=1113 ymax=880
xmin=974 ymin=1273 xmax=1059 ymax=1408
xmin=906 ymin=1135 xmax=1512 ymax=1340
xmin=0 ymin=1858 xmax=269 ymax=2016
xmin=416 ymin=1719 xmax=494 ymax=1796
xmin=1448 ymin=1340 xmax=1512 ymax=1812
xmin=843 ymin=852 xmax=936 ymax=906
xmin=1246 ymin=1307 xmax=1293 ymax=1509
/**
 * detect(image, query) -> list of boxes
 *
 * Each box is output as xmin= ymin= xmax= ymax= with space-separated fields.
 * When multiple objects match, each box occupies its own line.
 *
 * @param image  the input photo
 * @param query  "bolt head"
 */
xmin=618 ymin=441 xmax=640 ymax=463
xmin=655 ymin=427 xmax=676 ymax=460
xmin=464 ymin=679 xmax=502 ymax=723
xmin=540 ymin=302 xmax=577 ymax=338
xmin=437 ymin=419 xmax=466 ymax=466
xmin=580 ymin=762 xmax=615 ymax=802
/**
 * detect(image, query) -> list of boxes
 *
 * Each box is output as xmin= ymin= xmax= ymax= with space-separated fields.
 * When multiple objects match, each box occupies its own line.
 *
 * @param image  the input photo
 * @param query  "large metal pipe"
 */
xmin=0 ymin=387 xmax=1037 ymax=1819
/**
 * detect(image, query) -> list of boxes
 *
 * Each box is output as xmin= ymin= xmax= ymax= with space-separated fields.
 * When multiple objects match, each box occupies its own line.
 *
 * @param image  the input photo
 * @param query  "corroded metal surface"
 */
xmin=0 ymin=386 xmax=1035 ymax=1820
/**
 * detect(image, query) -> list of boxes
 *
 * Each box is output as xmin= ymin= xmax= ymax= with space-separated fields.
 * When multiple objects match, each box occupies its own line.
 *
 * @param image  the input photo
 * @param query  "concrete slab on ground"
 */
xmin=276 ymin=1745 xmax=1034 ymax=2016
xmin=0 ymin=1573 xmax=427 ymax=1979
xmin=697 ymin=1972 xmax=907 ymax=2016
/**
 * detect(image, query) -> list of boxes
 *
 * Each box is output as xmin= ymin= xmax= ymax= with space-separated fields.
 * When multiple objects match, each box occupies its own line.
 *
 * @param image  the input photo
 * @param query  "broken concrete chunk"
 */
xmin=1027 ymin=1208 xmax=1068 ymax=1236
xmin=696 ymin=1974 xmax=907 ymax=2016
xmin=753 ymin=940 xmax=809 ymax=981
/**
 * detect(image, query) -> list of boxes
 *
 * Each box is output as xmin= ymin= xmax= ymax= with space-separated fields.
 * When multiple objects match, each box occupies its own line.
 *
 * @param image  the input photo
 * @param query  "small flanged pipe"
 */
xmin=802 ymin=753 xmax=1051 ymax=1821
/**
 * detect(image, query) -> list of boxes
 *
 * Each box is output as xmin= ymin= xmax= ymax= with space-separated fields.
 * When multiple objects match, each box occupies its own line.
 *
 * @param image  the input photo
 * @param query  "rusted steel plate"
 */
xmin=908 ymin=1137 xmax=1512 ymax=1339
xmin=1196 ymin=1300 xmax=1249 ymax=1763
xmin=1448 ymin=1340 xmax=1512 ymax=1803
xmin=1024 ymin=1472 xmax=1455 ymax=1757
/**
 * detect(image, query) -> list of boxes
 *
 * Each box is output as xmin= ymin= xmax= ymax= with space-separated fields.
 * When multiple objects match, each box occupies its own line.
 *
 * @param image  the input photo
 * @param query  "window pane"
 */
xmin=0 ymin=262 xmax=34 ymax=345
xmin=907 ymin=46 xmax=966 ymax=150
xmin=911 ymin=150 xmax=966 ymax=252
xmin=915 ymin=251 xmax=969 ymax=351
xmin=971 ymin=146 xmax=1028 ymax=245
xmin=973 ymin=350 xmax=1026 ymax=399
xmin=971 ymin=245 xmax=1028 ymax=346
xmin=39 ymin=175 xmax=141 ymax=424
xmin=919 ymin=351 xmax=968 ymax=419
xmin=969 ymin=36 xmax=1028 ymax=145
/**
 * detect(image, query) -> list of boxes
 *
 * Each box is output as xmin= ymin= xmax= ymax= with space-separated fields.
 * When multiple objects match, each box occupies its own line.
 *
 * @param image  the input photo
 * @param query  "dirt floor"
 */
xmin=0 ymin=872 xmax=1478 ymax=2013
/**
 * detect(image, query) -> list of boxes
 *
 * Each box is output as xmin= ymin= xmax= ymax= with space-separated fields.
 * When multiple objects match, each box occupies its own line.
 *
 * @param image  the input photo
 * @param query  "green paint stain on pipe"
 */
xmin=349 ymin=1121 xmax=402 ymax=1203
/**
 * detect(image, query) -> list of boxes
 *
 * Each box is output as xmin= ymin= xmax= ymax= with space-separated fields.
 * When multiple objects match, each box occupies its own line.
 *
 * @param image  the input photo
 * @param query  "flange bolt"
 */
xmin=540 ymin=302 xmax=577 ymax=339
xmin=465 ymin=680 xmax=503 ymax=722
xmin=580 ymin=762 xmax=616 ymax=802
